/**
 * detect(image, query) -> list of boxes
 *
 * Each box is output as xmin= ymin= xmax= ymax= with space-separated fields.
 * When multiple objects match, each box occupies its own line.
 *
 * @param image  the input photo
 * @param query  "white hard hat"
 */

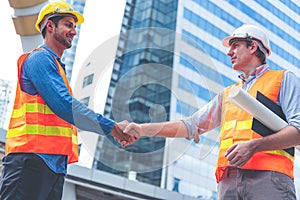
xmin=222 ymin=24 xmax=271 ymax=56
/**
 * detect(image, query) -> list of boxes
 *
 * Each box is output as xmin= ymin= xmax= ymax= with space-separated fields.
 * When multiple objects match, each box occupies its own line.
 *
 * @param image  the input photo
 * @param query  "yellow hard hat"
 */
xmin=35 ymin=0 xmax=84 ymax=33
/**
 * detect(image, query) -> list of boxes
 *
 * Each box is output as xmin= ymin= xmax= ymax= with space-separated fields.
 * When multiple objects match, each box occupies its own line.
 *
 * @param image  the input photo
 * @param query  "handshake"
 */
xmin=110 ymin=120 xmax=143 ymax=148
xmin=109 ymin=120 xmax=200 ymax=147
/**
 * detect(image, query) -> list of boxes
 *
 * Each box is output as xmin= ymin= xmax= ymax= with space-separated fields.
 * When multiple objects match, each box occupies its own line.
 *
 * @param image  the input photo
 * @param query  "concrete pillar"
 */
xmin=62 ymin=181 xmax=76 ymax=200
xmin=8 ymin=0 xmax=47 ymax=52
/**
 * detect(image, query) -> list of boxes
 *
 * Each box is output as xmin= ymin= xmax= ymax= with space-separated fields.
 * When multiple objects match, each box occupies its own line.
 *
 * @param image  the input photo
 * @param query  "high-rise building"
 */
xmin=85 ymin=0 xmax=300 ymax=199
xmin=0 ymin=79 xmax=12 ymax=129
xmin=3 ymin=0 xmax=300 ymax=199
xmin=62 ymin=0 xmax=86 ymax=81
xmin=94 ymin=0 xmax=179 ymax=188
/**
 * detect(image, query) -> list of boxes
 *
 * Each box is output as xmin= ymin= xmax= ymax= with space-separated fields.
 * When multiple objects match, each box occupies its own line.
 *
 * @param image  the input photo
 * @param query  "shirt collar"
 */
xmin=39 ymin=44 xmax=66 ymax=70
xmin=238 ymin=64 xmax=270 ymax=83
xmin=39 ymin=44 xmax=60 ymax=61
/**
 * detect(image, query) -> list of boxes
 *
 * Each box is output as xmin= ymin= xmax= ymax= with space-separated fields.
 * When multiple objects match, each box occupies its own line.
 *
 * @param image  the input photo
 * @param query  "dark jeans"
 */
xmin=0 ymin=153 xmax=65 ymax=200
xmin=218 ymin=167 xmax=296 ymax=200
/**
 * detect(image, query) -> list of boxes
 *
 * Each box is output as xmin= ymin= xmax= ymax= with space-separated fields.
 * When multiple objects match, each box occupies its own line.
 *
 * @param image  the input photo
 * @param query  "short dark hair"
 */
xmin=41 ymin=16 xmax=65 ymax=38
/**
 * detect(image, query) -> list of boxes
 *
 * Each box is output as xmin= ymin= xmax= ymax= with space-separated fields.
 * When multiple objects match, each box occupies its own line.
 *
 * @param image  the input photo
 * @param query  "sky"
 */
xmin=0 ymin=0 xmax=126 ymax=83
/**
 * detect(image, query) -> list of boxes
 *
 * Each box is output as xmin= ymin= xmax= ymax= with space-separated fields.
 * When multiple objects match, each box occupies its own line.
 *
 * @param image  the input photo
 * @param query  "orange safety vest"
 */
xmin=216 ymin=70 xmax=294 ymax=183
xmin=6 ymin=49 xmax=78 ymax=164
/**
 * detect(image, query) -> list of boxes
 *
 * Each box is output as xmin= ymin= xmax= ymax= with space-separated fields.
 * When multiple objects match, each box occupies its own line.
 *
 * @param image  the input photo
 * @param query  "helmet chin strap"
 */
xmin=254 ymin=41 xmax=268 ymax=57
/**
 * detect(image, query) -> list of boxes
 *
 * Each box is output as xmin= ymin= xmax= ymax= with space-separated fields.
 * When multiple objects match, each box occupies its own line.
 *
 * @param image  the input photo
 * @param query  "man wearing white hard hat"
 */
xmin=0 ymin=1 xmax=136 ymax=199
xmin=123 ymin=24 xmax=300 ymax=199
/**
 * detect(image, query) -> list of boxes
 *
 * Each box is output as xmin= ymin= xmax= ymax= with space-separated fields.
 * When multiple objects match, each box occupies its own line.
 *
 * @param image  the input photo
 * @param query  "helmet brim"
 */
xmin=35 ymin=11 xmax=84 ymax=33
xmin=62 ymin=11 xmax=84 ymax=25
xmin=222 ymin=36 xmax=245 ymax=48
xmin=222 ymin=36 xmax=271 ymax=56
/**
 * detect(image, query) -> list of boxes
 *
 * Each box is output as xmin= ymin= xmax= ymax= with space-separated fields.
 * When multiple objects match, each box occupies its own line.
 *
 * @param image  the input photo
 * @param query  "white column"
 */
xmin=62 ymin=181 xmax=77 ymax=200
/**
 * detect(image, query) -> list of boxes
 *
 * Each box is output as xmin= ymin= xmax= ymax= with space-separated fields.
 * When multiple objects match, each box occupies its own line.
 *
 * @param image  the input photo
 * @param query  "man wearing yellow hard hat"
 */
xmin=35 ymin=0 xmax=84 ymax=33
xmin=0 ymin=1 xmax=135 ymax=199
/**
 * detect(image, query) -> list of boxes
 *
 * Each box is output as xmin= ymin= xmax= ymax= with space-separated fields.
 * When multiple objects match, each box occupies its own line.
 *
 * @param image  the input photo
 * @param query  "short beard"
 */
xmin=54 ymin=30 xmax=72 ymax=49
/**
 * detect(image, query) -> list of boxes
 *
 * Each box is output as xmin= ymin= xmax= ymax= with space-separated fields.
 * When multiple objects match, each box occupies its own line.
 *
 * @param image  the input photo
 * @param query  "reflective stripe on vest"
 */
xmin=6 ymin=49 xmax=78 ymax=164
xmin=215 ymin=70 xmax=294 ymax=183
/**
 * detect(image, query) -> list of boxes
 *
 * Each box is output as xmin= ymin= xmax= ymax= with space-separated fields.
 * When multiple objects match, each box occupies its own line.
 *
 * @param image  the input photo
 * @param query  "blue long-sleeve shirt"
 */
xmin=20 ymin=44 xmax=115 ymax=174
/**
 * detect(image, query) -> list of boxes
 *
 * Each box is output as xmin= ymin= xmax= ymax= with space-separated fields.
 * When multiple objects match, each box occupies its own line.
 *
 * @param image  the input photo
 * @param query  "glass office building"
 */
xmin=94 ymin=0 xmax=179 ymax=187
xmin=61 ymin=0 xmax=86 ymax=81
xmin=92 ymin=0 xmax=300 ymax=199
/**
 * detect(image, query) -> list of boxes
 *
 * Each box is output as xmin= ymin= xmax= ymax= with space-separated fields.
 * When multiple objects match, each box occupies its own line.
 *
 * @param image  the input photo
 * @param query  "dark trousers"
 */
xmin=0 ymin=153 xmax=65 ymax=200
xmin=218 ymin=167 xmax=296 ymax=200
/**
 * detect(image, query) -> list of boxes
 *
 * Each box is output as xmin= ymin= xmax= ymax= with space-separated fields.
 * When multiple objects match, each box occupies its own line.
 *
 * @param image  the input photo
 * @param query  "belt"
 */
xmin=226 ymin=167 xmax=238 ymax=177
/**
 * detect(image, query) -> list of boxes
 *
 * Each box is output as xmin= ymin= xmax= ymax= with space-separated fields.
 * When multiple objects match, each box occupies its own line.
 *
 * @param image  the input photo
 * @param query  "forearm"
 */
xmin=140 ymin=121 xmax=189 ymax=138
xmin=252 ymin=125 xmax=300 ymax=152
xmin=225 ymin=125 xmax=300 ymax=167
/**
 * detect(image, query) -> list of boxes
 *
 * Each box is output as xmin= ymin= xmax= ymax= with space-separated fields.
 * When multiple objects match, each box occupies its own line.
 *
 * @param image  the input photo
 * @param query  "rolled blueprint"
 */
xmin=228 ymin=86 xmax=287 ymax=131
xmin=228 ymin=86 xmax=300 ymax=150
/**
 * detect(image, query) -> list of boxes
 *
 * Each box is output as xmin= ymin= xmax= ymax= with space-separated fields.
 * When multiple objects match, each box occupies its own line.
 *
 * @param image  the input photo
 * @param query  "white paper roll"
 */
xmin=228 ymin=86 xmax=287 ymax=131
xmin=228 ymin=86 xmax=300 ymax=150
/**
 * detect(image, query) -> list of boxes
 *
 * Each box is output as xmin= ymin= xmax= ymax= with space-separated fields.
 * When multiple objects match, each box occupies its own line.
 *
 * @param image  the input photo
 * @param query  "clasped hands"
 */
xmin=110 ymin=120 xmax=142 ymax=148
xmin=111 ymin=120 xmax=203 ymax=147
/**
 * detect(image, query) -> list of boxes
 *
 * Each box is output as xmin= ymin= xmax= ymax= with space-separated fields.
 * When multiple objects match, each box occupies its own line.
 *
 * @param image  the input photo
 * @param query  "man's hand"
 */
xmin=110 ymin=120 xmax=138 ymax=148
xmin=123 ymin=122 xmax=142 ymax=141
xmin=194 ymin=127 xmax=206 ymax=144
xmin=225 ymin=140 xmax=257 ymax=167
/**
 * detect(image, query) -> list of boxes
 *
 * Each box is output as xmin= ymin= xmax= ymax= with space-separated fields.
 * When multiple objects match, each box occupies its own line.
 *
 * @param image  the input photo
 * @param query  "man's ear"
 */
xmin=46 ymin=20 xmax=54 ymax=32
xmin=250 ymin=41 xmax=259 ymax=53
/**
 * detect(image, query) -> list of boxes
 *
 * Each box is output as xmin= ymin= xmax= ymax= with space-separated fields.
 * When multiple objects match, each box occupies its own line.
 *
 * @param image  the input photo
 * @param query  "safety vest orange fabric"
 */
xmin=216 ymin=70 xmax=294 ymax=183
xmin=6 ymin=49 xmax=78 ymax=164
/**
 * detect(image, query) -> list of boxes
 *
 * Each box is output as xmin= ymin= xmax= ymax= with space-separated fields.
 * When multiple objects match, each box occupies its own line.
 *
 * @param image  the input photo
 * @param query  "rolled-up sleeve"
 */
xmin=279 ymin=71 xmax=300 ymax=133
xmin=182 ymin=94 xmax=222 ymax=139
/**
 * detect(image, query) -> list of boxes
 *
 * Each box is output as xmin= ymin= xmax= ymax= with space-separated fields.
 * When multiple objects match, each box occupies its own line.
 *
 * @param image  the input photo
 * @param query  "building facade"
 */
xmin=61 ymin=0 xmax=86 ymax=81
xmin=94 ymin=0 xmax=178 ymax=188
xmin=0 ymin=79 xmax=12 ymax=129
xmin=86 ymin=0 xmax=300 ymax=199
xmin=6 ymin=0 xmax=299 ymax=199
